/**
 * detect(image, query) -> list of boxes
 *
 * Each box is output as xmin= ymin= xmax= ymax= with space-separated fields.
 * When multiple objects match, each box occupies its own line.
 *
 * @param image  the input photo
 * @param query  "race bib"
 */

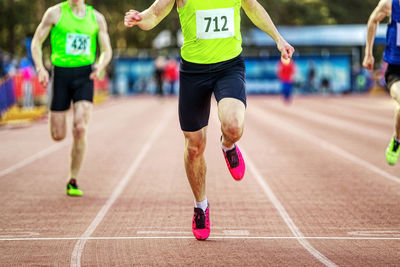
xmin=66 ymin=33 xmax=91 ymax=55
xmin=196 ymin=8 xmax=235 ymax=39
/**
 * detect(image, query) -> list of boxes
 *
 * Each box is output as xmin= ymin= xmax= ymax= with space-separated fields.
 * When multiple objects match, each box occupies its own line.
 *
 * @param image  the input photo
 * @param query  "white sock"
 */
xmin=195 ymin=198 xmax=208 ymax=212
xmin=221 ymin=142 xmax=235 ymax=152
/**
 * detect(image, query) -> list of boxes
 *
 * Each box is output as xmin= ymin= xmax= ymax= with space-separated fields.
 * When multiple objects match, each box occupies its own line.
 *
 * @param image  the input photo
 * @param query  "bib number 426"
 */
xmin=66 ymin=33 xmax=91 ymax=56
xmin=196 ymin=8 xmax=235 ymax=39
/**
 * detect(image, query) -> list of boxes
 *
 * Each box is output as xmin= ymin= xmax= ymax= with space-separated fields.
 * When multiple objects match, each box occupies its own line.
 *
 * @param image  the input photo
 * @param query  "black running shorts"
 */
xmin=179 ymin=54 xmax=247 ymax=132
xmin=385 ymin=64 xmax=400 ymax=91
xmin=50 ymin=65 xmax=94 ymax=111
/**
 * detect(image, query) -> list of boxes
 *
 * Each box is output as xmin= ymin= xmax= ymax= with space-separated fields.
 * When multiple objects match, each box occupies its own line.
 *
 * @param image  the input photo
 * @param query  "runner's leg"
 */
xmin=50 ymin=111 xmax=67 ymax=141
xmin=183 ymin=127 xmax=207 ymax=202
xmin=69 ymin=100 xmax=92 ymax=179
xmin=390 ymin=81 xmax=400 ymax=139
xmin=218 ymin=97 xmax=245 ymax=148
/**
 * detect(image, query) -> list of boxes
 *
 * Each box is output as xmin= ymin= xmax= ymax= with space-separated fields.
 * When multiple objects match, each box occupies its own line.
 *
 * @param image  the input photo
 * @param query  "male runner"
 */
xmin=31 ymin=0 xmax=112 ymax=196
xmin=125 ymin=0 xmax=294 ymax=240
xmin=363 ymin=0 xmax=400 ymax=165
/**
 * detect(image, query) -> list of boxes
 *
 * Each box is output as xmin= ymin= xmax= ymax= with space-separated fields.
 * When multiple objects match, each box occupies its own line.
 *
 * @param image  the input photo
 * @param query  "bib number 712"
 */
xmin=196 ymin=8 xmax=235 ymax=39
xmin=204 ymin=16 xmax=229 ymax=33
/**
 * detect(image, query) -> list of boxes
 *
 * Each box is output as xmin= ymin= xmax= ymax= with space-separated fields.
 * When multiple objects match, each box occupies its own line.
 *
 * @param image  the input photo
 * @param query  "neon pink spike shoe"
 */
xmin=192 ymin=206 xmax=210 ymax=240
xmin=223 ymin=144 xmax=245 ymax=181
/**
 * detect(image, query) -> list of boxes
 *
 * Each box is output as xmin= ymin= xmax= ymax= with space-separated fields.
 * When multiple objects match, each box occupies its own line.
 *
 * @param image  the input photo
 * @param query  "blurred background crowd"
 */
xmin=0 ymin=0 xmax=390 ymax=122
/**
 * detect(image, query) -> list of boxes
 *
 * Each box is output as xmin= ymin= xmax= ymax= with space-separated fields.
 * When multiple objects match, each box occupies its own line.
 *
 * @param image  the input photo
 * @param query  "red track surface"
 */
xmin=0 ymin=95 xmax=399 ymax=266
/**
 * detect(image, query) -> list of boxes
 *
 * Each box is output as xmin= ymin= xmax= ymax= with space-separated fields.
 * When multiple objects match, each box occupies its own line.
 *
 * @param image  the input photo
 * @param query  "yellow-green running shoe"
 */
xmin=386 ymin=138 xmax=400 ymax=166
xmin=66 ymin=178 xmax=83 ymax=196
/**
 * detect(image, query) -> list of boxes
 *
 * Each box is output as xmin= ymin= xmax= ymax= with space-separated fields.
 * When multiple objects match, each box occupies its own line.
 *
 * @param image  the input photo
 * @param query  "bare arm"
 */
xmin=363 ymin=0 xmax=391 ymax=70
xmin=242 ymin=0 xmax=294 ymax=60
xmin=124 ymin=0 xmax=175 ymax=30
xmin=31 ymin=6 xmax=59 ymax=86
xmin=91 ymin=11 xmax=112 ymax=80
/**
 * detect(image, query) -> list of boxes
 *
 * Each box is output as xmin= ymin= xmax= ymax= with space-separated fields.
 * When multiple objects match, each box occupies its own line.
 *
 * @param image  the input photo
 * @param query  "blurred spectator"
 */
xmin=163 ymin=57 xmax=179 ymax=95
xmin=0 ymin=51 xmax=5 ymax=79
xmin=320 ymin=77 xmax=332 ymax=94
xmin=277 ymin=58 xmax=296 ymax=104
xmin=19 ymin=57 xmax=35 ymax=109
xmin=154 ymin=55 xmax=166 ymax=96
xmin=306 ymin=60 xmax=316 ymax=93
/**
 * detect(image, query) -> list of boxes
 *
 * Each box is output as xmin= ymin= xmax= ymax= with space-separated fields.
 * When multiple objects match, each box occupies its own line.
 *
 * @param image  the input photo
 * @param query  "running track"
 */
xmin=0 ymin=95 xmax=399 ymax=266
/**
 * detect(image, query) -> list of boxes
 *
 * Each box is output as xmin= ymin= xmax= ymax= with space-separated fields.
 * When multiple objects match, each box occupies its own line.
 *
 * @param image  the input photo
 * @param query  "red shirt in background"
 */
xmin=277 ymin=60 xmax=296 ymax=83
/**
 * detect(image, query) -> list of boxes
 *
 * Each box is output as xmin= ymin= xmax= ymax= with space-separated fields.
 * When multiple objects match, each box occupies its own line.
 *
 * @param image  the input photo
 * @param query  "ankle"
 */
xmin=195 ymin=197 xmax=208 ymax=212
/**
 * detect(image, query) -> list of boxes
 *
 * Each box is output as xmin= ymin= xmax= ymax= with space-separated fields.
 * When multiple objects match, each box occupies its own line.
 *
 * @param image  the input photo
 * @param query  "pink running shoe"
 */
xmin=192 ymin=206 xmax=210 ymax=240
xmin=223 ymin=144 xmax=245 ymax=181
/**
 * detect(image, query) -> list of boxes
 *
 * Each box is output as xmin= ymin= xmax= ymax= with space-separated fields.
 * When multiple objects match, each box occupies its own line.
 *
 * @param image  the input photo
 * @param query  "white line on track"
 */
xmin=267 ymin=100 xmax=387 ymax=139
xmin=210 ymin=114 xmax=336 ymax=266
xmin=0 ymin=119 xmax=108 ymax=178
xmin=0 ymin=141 xmax=70 ymax=178
xmin=0 ymin=100 xmax=148 ymax=178
xmin=241 ymin=147 xmax=338 ymax=267
xmin=250 ymin=105 xmax=400 ymax=185
xmin=2 ymin=236 xmax=400 ymax=241
xmin=70 ymin=110 xmax=174 ymax=267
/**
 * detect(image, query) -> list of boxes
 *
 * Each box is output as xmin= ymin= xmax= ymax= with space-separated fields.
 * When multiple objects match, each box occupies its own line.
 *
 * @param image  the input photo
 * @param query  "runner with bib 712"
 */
xmin=124 ymin=0 xmax=294 ymax=240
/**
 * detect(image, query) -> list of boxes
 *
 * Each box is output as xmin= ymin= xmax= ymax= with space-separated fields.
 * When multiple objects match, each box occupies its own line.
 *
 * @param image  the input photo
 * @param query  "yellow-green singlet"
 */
xmin=178 ymin=0 xmax=242 ymax=64
xmin=51 ymin=1 xmax=98 ymax=67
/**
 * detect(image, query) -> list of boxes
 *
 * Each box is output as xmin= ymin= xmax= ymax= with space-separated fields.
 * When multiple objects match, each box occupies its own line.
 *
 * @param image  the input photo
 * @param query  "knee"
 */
xmin=185 ymin=135 xmax=206 ymax=160
xmin=73 ymin=121 xmax=87 ymax=140
xmin=51 ymin=128 xmax=66 ymax=141
xmin=391 ymin=86 xmax=400 ymax=103
xmin=222 ymin=119 xmax=243 ymax=141
xmin=52 ymin=132 xmax=66 ymax=142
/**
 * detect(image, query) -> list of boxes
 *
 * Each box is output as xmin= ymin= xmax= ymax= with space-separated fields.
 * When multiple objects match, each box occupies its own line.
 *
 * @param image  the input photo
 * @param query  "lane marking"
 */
xmin=222 ymin=230 xmax=250 ymax=236
xmin=241 ymin=147 xmax=337 ymax=267
xmin=136 ymin=230 xmax=250 ymax=236
xmin=267 ymin=100 xmax=387 ymax=139
xmin=137 ymin=231 xmax=192 ymax=235
xmin=250 ymin=105 xmax=400 ymax=185
xmin=70 ymin=109 xmax=174 ymax=267
xmin=2 ymin=236 xmax=400 ymax=241
xmin=0 ymin=231 xmax=39 ymax=238
xmin=210 ymin=114 xmax=336 ymax=266
xmin=0 ymin=100 xmax=152 ymax=178
xmin=0 ymin=142 xmax=70 ymax=178
xmin=297 ymin=100 xmax=391 ymax=127
xmin=348 ymin=230 xmax=400 ymax=236
xmin=129 ymin=226 xmax=266 ymax=229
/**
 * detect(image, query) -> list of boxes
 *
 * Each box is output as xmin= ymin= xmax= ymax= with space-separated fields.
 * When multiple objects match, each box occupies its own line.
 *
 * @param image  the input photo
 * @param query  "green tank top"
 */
xmin=178 ymin=0 xmax=242 ymax=64
xmin=51 ymin=1 xmax=98 ymax=67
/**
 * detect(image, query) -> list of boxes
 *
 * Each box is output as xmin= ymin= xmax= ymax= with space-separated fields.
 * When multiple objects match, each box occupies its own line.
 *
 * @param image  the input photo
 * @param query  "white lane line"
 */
xmin=222 ymin=230 xmax=250 ymax=236
xmin=210 ymin=114 xmax=335 ymax=266
xmin=137 ymin=231 xmax=192 ymax=235
xmin=297 ymin=100 xmax=391 ymax=127
xmin=267 ymin=100 xmax=387 ymax=140
xmin=2 ymin=236 xmax=400 ymax=241
xmin=250 ymin=105 xmax=400 ymax=185
xmin=0 ymin=117 xmax=107 ymax=178
xmin=70 ymin=110 xmax=174 ymax=267
xmin=0 ymin=142 xmax=70 ymax=178
xmin=348 ymin=230 xmax=400 ymax=236
xmin=0 ymin=100 xmax=150 ymax=178
xmin=136 ymin=230 xmax=250 ymax=236
xmin=241 ymin=148 xmax=337 ymax=267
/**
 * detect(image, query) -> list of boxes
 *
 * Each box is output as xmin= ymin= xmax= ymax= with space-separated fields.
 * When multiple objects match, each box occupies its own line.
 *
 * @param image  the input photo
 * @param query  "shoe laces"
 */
xmin=194 ymin=208 xmax=206 ymax=229
xmin=225 ymin=146 xmax=239 ymax=168
xmin=68 ymin=179 xmax=79 ymax=189
xmin=393 ymin=139 xmax=400 ymax=152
